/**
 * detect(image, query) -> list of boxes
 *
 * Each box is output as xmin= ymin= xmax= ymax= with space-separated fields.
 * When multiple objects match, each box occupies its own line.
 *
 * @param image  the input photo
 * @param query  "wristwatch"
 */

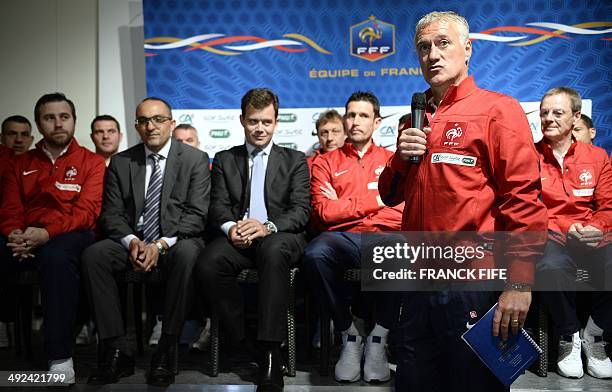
xmin=263 ymin=221 xmax=278 ymax=235
xmin=153 ymin=240 xmax=167 ymax=256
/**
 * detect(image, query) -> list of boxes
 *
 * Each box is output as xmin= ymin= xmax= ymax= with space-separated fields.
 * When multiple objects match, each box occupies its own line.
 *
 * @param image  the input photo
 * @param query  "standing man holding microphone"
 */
xmin=378 ymin=11 xmax=548 ymax=391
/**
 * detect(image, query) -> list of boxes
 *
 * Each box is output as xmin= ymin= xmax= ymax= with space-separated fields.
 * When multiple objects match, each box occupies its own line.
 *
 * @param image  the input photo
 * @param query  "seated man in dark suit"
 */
xmin=196 ymin=88 xmax=310 ymax=392
xmin=81 ymin=97 xmax=210 ymax=386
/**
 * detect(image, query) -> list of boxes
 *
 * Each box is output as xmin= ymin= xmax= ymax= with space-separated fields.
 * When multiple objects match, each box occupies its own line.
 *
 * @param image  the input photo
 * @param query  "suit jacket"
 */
xmin=209 ymin=144 xmax=310 ymax=234
xmin=100 ymin=140 xmax=210 ymax=241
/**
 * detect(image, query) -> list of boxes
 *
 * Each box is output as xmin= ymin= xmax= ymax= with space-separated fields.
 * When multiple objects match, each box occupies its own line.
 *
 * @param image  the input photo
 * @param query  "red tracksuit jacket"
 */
xmin=0 ymin=139 xmax=106 ymax=238
xmin=378 ymin=77 xmax=548 ymax=284
xmin=311 ymin=142 xmax=403 ymax=233
xmin=536 ymin=140 xmax=611 ymax=244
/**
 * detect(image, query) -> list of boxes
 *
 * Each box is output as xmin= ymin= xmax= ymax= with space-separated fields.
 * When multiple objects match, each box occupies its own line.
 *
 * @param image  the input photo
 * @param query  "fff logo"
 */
xmin=350 ymin=15 xmax=396 ymax=62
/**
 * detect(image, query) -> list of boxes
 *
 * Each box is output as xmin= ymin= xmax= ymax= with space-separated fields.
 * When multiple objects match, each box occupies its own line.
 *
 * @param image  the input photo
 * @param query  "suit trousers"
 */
xmin=302 ymin=232 xmax=401 ymax=332
xmin=536 ymin=241 xmax=612 ymax=335
xmin=196 ymin=232 xmax=305 ymax=343
xmin=394 ymin=290 xmax=508 ymax=392
xmin=0 ymin=231 xmax=95 ymax=360
xmin=81 ymin=237 xmax=204 ymax=340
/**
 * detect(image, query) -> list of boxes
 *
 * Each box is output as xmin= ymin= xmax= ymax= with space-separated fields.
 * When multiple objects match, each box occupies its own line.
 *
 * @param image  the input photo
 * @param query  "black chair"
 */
xmin=210 ymin=267 xmax=298 ymax=377
xmin=14 ymin=270 xmax=38 ymax=358
xmin=535 ymin=268 xmax=591 ymax=377
xmin=116 ymin=268 xmax=166 ymax=355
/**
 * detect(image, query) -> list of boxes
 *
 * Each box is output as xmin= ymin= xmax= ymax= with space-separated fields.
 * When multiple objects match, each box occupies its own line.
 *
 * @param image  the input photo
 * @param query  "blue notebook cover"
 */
xmin=461 ymin=303 xmax=542 ymax=387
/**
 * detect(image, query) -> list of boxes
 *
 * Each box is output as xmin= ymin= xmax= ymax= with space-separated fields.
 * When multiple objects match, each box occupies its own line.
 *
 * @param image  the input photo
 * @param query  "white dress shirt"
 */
xmin=121 ymin=139 xmax=177 ymax=250
xmin=220 ymin=141 xmax=274 ymax=237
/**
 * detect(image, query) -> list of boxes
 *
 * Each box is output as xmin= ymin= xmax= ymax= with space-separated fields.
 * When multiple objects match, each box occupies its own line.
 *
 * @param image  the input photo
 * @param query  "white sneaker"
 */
xmin=49 ymin=357 xmax=75 ymax=385
xmin=557 ymin=332 xmax=584 ymax=378
xmin=363 ymin=335 xmax=390 ymax=383
xmin=334 ymin=334 xmax=363 ymax=382
xmin=0 ymin=322 xmax=10 ymax=348
xmin=149 ymin=316 xmax=162 ymax=347
xmin=581 ymin=334 xmax=612 ymax=379
xmin=190 ymin=318 xmax=211 ymax=351
xmin=312 ymin=319 xmax=334 ymax=349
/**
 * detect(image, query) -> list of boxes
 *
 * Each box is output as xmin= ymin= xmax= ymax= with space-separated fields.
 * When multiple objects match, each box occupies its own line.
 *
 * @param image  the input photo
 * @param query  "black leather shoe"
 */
xmin=87 ymin=347 xmax=135 ymax=384
xmin=147 ymin=342 xmax=178 ymax=386
xmin=256 ymin=348 xmax=284 ymax=392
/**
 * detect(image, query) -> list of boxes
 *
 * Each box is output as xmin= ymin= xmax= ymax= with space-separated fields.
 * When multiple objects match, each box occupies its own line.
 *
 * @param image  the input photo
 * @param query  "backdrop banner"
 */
xmin=143 ymin=0 xmax=611 ymax=156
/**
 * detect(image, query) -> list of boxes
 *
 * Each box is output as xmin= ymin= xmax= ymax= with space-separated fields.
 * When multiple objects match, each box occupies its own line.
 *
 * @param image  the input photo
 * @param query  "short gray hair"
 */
xmin=415 ymin=11 xmax=470 ymax=45
xmin=541 ymin=87 xmax=582 ymax=113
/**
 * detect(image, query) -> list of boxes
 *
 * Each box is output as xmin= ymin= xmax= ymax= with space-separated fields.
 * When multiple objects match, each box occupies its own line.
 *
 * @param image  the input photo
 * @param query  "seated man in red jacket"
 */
xmin=0 ymin=93 xmax=106 ymax=384
xmin=303 ymin=91 xmax=404 ymax=383
xmin=307 ymin=109 xmax=346 ymax=170
xmin=536 ymin=87 xmax=612 ymax=379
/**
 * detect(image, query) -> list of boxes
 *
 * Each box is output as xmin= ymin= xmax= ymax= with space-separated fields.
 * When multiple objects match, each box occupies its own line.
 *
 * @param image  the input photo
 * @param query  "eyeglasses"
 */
xmin=135 ymin=115 xmax=171 ymax=127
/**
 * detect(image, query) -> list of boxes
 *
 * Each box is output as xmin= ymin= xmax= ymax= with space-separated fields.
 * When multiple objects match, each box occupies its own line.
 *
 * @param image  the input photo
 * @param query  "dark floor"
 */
xmin=0 ymin=324 xmax=611 ymax=391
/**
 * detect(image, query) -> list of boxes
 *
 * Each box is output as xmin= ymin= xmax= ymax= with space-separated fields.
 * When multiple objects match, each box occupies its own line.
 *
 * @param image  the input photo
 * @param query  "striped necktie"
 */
xmin=249 ymin=149 xmax=268 ymax=222
xmin=143 ymin=153 xmax=162 ymax=243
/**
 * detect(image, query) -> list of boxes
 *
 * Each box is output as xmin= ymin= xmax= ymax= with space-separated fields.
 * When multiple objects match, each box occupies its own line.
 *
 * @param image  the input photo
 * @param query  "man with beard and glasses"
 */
xmin=0 ymin=92 xmax=106 ymax=384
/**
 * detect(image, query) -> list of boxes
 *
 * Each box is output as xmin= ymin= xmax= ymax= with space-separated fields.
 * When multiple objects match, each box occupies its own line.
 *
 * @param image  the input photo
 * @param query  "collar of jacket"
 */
xmin=341 ymin=141 xmax=376 ymax=158
xmin=425 ymin=75 xmax=478 ymax=108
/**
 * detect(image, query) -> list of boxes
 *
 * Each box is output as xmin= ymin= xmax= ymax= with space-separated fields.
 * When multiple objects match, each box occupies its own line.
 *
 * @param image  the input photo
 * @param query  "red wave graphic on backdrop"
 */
xmin=144 ymin=33 xmax=331 ymax=56
xmin=469 ymin=22 xmax=612 ymax=46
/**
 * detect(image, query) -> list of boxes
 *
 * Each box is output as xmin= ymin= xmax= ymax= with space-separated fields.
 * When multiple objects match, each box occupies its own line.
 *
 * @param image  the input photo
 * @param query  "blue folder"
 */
xmin=461 ymin=303 xmax=542 ymax=387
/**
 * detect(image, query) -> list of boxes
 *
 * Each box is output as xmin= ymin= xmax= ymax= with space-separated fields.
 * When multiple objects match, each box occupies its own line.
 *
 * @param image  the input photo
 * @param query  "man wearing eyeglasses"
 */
xmin=81 ymin=97 xmax=211 ymax=386
xmin=535 ymin=87 xmax=612 ymax=379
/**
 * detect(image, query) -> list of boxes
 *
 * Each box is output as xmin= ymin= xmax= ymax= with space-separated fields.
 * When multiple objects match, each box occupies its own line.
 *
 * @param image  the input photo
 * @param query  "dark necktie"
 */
xmin=143 ymin=153 xmax=162 ymax=243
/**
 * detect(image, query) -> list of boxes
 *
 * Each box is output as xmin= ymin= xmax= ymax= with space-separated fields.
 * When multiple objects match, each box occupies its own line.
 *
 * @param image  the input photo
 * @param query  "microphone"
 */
xmin=409 ymin=92 xmax=427 ymax=164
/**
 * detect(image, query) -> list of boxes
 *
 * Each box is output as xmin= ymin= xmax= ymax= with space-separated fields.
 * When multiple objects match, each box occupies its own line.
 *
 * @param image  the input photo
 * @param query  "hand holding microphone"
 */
xmin=398 ymin=93 xmax=429 ymax=162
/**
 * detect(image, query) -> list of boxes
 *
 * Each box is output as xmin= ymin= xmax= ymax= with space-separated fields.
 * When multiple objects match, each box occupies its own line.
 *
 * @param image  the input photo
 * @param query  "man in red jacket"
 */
xmin=307 ymin=109 xmax=346 ymax=170
xmin=378 ymin=11 xmax=548 ymax=391
xmin=1 ymin=115 xmax=34 ymax=155
xmin=536 ymin=87 xmax=612 ymax=379
xmin=0 ymin=93 xmax=106 ymax=384
xmin=304 ymin=92 xmax=403 ymax=383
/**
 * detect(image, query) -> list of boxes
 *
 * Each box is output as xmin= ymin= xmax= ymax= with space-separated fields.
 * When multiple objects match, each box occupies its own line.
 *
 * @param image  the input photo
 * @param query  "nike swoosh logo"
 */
xmin=540 ymin=177 xmax=547 ymax=180
xmin=22 ymin=170 xmax=38 ymax=176
xmin=466 ymin=321 xmax=475 ymax=330
xmin=334 ymin=170 xmax=349 ymax=177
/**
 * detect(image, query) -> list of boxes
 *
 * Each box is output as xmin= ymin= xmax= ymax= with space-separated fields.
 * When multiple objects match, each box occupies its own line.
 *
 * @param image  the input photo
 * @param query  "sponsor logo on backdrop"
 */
xmin=278 ymin=142 xmax=298 ymax=150
xmin=277 ymin=129 xmax=304 ymax=137
xmin=379 ymin=126 xmax=396 ymax=137
xmin=209 ymin=129 xmax=231 ymax=138
xmin=278 ymin=113 xmax=297 ymax=122
xmin=350 ymin=15 xmax=395 ymax=61
xmin=202 ymin=114 xmax=238 ymax=123
xmin=178 ymin=114 xmax=194 ymax=124
xmin=203 ymin=144 xmax=234 ymax=152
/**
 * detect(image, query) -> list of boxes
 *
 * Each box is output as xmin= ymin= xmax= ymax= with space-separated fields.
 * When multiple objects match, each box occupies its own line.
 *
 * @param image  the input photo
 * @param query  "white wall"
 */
xmin=0 ymin=0 xmax=97 ymax=150
xmin=98 ymin=0 xmax=146 ymax=150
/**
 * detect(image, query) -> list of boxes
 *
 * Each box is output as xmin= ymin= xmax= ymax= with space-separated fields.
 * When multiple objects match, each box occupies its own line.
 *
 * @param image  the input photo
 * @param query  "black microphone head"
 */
xmin=411 ymin=92 xmax=427 ymax=110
